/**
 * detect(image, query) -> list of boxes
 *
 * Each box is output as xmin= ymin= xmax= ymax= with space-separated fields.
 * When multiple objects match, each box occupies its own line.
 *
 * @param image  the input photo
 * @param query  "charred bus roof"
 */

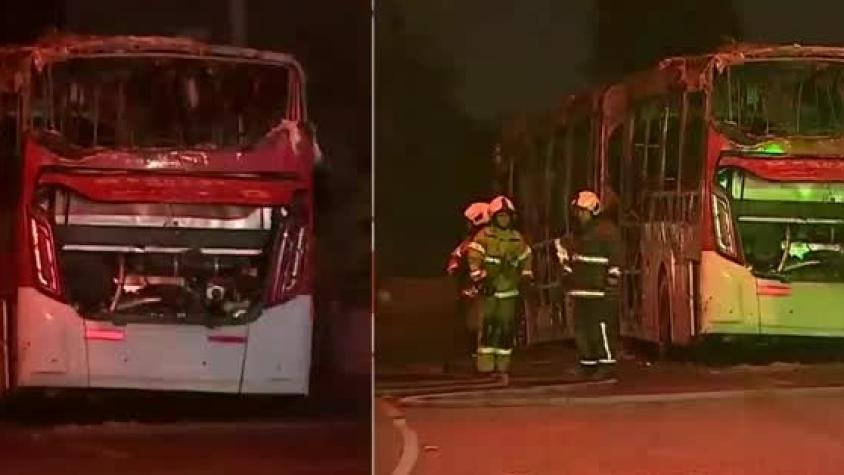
xmin=500 ymin=43 xmax=844 ymax=140
xmin=0 ymin=33 xmax=305 ymax=90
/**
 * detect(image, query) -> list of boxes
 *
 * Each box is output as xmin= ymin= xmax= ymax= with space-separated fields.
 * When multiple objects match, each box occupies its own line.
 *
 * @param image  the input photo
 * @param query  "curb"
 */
xmin=377 ymin=375 xmax=499 ymax=390
xmin=398 ymin=384 xmax=844 ymax=408
xmin=377 ymin=375 xmax=609 ymax=396
xmin=396 ymin=379 xmax=616 ymax=405
xmin=377 ymin=381 xmax=508 ymax=398
xmin=34 ymin=419 xmax=358 ymax=436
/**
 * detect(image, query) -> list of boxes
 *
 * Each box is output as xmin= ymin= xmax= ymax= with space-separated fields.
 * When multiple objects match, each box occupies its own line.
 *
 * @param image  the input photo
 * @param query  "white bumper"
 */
xmin=15 ymin=288 xmax=312 ymax=395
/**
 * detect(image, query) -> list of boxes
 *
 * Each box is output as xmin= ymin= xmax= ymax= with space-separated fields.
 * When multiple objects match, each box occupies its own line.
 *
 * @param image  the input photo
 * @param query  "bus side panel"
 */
xmin=759 ymin=283 xmax=844 ymax=337
xmin=15 ymin=287 xmax=88 ymax=388
xmin=240 ymin=295 xmax=312 ymax=395
xmin=699 ymin=251 xmax=759 ymax=335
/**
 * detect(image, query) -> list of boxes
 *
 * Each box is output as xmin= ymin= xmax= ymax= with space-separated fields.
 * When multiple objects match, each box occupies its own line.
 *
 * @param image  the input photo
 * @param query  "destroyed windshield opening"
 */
xmin=713 ymin=60 xmax=844 ymax=138
xmin=30 ymin=56 xmax=291 ymax=151
xmin=718 ymin=166 xmax=844 ymax=283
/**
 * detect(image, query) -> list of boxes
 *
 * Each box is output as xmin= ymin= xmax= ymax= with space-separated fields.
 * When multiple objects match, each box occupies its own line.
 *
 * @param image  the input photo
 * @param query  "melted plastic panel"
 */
xmin=54 ymin=188 xmax=273 ymax=229
xmin=241 ymin=295 xmax=312 ymax=395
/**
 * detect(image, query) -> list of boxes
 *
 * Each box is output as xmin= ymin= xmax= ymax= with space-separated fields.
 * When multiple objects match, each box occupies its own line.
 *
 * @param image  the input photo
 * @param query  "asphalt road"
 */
xmin=396 ymin=389 xmax=844 ymax=475
xmin=1 ymin=416 xmax=370 ymax=475
xmin=0 ymin=374 xmax=371 ymax=475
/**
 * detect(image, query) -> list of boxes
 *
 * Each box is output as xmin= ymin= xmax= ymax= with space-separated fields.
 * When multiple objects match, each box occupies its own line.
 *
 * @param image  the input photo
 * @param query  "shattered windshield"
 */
xmin=31 ymin=56 xmax=291 ymax=151
xmin=719 ymin=166 xmax=844 ymax=282
xmin=713 ymin=60 xmax=844 ymax=138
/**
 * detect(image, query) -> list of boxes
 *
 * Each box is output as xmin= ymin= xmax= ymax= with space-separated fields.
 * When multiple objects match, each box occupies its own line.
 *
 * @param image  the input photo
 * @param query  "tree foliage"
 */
xmin=376 ymin=0 xmax=493 ymax=277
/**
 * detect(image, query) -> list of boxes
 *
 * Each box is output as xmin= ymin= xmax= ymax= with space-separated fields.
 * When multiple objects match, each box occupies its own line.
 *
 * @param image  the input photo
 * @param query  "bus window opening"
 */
xmin=33 ymin=57 xmax=291 ymax=151
xmin=717 ymin=166 xmax=844 ymax=283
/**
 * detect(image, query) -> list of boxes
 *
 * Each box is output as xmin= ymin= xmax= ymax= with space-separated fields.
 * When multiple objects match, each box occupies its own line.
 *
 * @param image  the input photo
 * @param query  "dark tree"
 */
xmin=376 ymin=0 xmax=493 ymax=278
xmin=588 ymin=0 xmax=743 ymax=82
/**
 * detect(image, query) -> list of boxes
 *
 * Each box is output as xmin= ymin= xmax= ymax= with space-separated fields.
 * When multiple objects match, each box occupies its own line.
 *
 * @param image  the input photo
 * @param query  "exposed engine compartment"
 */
xmin=61 ymin=251 xmax=264 ymax=325
xmin=39 ymin=185 xmax=298 ymax=326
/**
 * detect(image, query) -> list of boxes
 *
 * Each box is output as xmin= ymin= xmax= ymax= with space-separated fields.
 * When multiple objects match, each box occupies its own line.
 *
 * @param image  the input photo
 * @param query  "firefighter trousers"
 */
xmin=573 ymin=296 xmax=618 ymax=368
xmin=477 ymin=295 xmax=517 ymax=373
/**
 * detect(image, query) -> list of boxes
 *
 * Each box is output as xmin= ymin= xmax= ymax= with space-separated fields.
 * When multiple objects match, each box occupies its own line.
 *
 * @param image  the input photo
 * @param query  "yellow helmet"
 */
xmin=463 ymin=202 xmax=491 ymax=226
xmin=571 ymin=190 xmax=601 ymax=215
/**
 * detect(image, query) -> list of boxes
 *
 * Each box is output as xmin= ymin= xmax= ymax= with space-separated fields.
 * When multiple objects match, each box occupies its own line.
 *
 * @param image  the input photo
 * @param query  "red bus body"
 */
xmin=0 ymin=35 xmax=317 ymax=395
xmin=500 ymin=44 xmax=844 ymax=347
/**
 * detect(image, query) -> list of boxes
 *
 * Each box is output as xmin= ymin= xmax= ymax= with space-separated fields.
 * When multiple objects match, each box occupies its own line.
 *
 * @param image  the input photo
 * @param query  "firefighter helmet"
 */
xmin=571 ymin=190 xmax=601 ymax=215
xmin=463 ymin=202 xmax=491 ymax=226
xmin=488 ymin=195 xmax=516 ymax=215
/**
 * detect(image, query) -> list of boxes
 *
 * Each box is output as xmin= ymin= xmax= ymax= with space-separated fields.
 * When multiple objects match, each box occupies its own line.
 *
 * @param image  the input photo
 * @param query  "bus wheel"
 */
xmin=657 ymin=269 xmax=672 ymax=359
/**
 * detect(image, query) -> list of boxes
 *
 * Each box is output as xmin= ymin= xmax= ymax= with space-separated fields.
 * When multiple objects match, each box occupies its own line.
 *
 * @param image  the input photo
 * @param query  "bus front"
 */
xmin=15 ymin=42 xmax=316 ymax=394
xmin=703 ymin=54 xmax=844 ymax=340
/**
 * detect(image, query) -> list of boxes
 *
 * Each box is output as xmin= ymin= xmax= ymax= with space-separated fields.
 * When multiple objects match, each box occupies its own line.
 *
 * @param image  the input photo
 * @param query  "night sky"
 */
xmin=7 ymin=1 xmax=844 ymax=279
xmin=377 ymin=0 xmax=844 ymax=278
xmin=399 ymin=0 xmax=844 ymax=121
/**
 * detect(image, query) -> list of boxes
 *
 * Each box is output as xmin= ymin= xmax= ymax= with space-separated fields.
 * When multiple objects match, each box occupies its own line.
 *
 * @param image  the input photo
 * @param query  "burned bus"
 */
xmin=499 ymin=44 xmax=844 ymax=350
xmin=0 ymin=35 xmax=317 ymax=394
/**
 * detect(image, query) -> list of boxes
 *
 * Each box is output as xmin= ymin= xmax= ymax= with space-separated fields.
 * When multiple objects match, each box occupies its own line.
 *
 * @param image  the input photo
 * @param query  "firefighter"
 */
xmin=445 ymin=202 xmax=491 ymax=368
xmin=467 ymin=196 xmax=533 ymax=380
xmin=555 ymin=190 xmax=623 ymax=380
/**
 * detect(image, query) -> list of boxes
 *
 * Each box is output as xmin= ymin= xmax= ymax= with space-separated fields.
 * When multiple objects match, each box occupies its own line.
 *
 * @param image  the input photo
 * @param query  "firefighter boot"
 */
xmin=476 ymin=349 xmax=495 ymax=373
xmin=494 ymin=351 xmax=511 ymax=373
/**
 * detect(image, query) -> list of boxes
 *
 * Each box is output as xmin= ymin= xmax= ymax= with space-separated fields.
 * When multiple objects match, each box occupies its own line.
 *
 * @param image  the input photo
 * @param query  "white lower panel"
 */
xmin=240 ymin=295 xmax=313 ymax=395
xmin=15 ymin=288 xmax=312 ymax=395
xmin=87 ymin=323 xmax=247 ymax=393
xmin=16 ymin=287 xmax=88 ymax=388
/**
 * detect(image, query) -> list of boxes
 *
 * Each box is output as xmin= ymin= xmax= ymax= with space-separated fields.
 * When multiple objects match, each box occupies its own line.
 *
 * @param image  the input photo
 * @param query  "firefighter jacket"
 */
xmin=447 ymin=236 xmax=478 ymax=297
xmin=467 ymin=226 xmax=533 ymax=298
xmin=554 ymin=218 xmax=623 ymax=296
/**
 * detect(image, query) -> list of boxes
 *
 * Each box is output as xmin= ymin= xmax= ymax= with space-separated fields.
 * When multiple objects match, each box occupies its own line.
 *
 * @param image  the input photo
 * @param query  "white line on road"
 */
xmin=383 ymin=401 xmax=420 ymax=475
xmin=392 ymin=417 xmax=419 ymax=475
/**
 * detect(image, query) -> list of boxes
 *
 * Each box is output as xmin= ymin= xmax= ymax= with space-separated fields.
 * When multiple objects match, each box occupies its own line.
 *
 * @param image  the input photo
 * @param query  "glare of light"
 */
xmin=85 ymin=328 xmax=125 ymax=341
xmin=789 ymin=242 xmax=811 ymax=259
xmin=757 ymin=142 xmax=786 ymax=155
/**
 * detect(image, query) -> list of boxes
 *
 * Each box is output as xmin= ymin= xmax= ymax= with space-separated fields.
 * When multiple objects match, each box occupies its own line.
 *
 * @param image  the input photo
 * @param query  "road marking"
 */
xmin=383 ymin=401 xmax=419 ymax=475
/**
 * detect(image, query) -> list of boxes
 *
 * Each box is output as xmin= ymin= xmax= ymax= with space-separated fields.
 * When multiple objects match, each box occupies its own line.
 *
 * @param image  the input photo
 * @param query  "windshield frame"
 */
xmin=23 ymin=50 xmax=305 ymax=154
xmin=712 ymin=57 xmax=844 ymax=140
